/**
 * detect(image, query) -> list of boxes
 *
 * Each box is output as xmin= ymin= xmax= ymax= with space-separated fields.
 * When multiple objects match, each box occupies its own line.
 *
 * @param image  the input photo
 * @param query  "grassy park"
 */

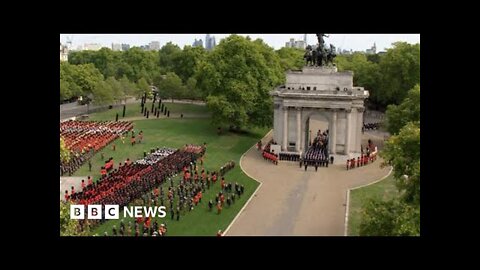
xmin=72 ymin=101 xmax=269 ymax=236
xmin=347 ymin=174 xmax=400 ymax=236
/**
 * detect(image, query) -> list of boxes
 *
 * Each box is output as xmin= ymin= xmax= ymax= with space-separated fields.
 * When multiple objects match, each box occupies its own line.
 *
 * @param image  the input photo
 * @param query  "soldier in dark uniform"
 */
xmin=176 ymin=206 xmax=180 ymax=221
xmin=208 ymin=199 xmax=213 ymax=211
xmin=226 ymin=196 xmax=231 ymax=207
xmin=304 ymin=162 xmax=308 ymax=171
xmin=315 ymin=162 xmax=318 ymax=172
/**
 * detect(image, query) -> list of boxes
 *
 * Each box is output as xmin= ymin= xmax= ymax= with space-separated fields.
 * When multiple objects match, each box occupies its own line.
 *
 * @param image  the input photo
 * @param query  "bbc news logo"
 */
xmin=70 ymin=205 xmax=166 ymax=220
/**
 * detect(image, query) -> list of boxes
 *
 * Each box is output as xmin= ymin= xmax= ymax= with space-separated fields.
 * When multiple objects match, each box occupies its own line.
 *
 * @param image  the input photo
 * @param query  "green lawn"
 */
xmin=72 ymin=104 xmax=269 ymax=236
xmin=347 ymin=174 xmax=400 ymax=236
xmin=87 ymin=101 xmax=209 ymax=122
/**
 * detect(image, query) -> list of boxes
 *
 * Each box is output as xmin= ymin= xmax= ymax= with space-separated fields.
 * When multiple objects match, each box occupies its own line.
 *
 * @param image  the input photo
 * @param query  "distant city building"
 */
xmin=366 ymin=42 xmax=377 ymax=54
xmin=336 ymin=48 xmax=352 ymax=55
xmin=149 ymin=41 xmax=160 ymax=51
xmin=112 ymin=43 xmax=122 ymax=51
xmin=205 ymin=34 xmax=216 ymax=50
xmin=140 ymin=45 xmax=150 ymax=51
xmin=83 ymin=43 xmax=103 ymax=51
xmin=192 ymin=38 xmax=204 ymax=48
xmin=285 ymin=38 xmax=306 ymax=49
xmin=60 ymin=43 xmax=69 ymax=62
xmin=294 ymin=40 xmax=306 ymax=49
xmin=121 ymin=43 xmax=130 ymax=51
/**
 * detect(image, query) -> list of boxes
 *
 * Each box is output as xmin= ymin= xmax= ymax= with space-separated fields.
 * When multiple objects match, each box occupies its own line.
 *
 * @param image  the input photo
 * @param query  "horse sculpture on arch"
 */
xmin=304 ymin=34 xmax=336 ymax=67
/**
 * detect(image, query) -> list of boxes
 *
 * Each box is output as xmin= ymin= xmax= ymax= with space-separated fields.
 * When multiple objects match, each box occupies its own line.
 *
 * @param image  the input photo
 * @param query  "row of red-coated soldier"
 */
xmin=262 ymin=151 xmax=278 ymax=165
xmin=346 ymin=153 xmax=377 ymax=170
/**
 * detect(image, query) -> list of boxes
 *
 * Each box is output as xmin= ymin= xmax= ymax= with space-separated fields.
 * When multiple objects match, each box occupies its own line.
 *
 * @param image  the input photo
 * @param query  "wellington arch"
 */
xmin=271 ymin=66 xmax=369 ymax=158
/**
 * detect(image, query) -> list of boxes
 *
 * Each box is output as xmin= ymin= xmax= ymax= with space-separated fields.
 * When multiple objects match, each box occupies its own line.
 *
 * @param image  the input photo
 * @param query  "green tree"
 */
xmin=377 ymin=42 xmax=420 ymax=106
xmin=60 ymin=78 xmax=72 ymax=102
xmin=172 ymin=45 xmax=207 ymax=82
xmin=60 ymin=137 xmax=70 ymax=163
xmin=60 ymin=62 xmax=83 ymax=101
xmin=71 ymin=63 xmax=104 ymax=96
xmin=157 ymin=72 xmax=186 ymax=100
xmin=119 ymin=76 xmax=137 ymax=98
xmin=185 ymin=77 xmax=202 ymax=100
xmin=196 ymin=35 xmax=283 ymax=129
xmin=385 ymin=84 xmax=420 ymax=134
xmin=276 ymin=47 xmax=305 ymax=71
xmin=381 ymin=121 xmax=420 ymax=204
xmin=60 ymin=201 xmax=88 ymax=236
xmin=158 ymin=42 xmax=182 ymax=73
xmin=136 ymin=77 xmax=151 ymax=99
xmin=359 ymin=199 xmax=420 ymax=236
xmin=106 ymin=77 xmax=125 ymax=103
xmin=335 ymin=53 xmax=381 ymax=105
xmin=92 ymin=80 xmax=114 ymax=105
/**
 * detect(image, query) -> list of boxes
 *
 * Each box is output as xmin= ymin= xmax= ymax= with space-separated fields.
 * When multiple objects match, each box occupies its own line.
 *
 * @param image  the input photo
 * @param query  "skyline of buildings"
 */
xmin=205 ymin=34 xmax=216 ymax=51
xmin=62 ymin=36 xmax=383 ymax=58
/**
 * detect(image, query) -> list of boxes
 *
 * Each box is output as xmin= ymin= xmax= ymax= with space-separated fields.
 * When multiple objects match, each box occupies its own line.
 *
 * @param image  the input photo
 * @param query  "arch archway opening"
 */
xmin=304 ymin=114 xmax=330 ymax=166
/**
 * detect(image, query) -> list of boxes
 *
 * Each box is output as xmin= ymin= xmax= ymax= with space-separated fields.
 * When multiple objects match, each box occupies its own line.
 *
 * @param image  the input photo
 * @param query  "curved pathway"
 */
xmin=225 ymin=131 xmax=390 ymax=236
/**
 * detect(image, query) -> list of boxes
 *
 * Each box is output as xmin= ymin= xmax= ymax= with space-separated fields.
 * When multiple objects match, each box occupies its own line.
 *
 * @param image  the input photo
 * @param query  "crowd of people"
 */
xmin=362 ymin=122 xmax=381 ymax=132
xmin=303 ymin=129 xmax=329 ymax=168
xmin=60 ymin=120 xmax=133 ymax=176
xmin=135 ymin=147 xmax=177 ymax=166
xmin=103 ymin=151 xmax=239 ymax=236
xmin=219 ymin=161 xmax=235 ymax=176
xmin=66 ymin=144 xmax=205 ymax=233
xmin=61 ymin=120 xmax=133 ymax=152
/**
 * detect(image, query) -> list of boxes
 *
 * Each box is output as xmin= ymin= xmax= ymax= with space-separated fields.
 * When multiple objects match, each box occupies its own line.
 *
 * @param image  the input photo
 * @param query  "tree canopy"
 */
xmin=335 ymin=42 xmax=419 ymax=110
xmin=60 ymin=137 xmax=70 ymax=163
xmin=60 ymin=201 xmax=88 ymax=236
xmin=275 ymin=47 xmax=305 ymax=71
xmin=196 ymin=35 xmax=283 ymax=129
xmin=157 ymin=72 xmax=187 ymax=100
xmin=385 ymin=84 xmax=420 ymax=135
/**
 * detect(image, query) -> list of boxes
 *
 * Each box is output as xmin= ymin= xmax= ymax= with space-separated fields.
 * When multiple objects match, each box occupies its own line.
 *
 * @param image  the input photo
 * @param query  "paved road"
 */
xmin=226 ymin=131 xmax=390 ymax=236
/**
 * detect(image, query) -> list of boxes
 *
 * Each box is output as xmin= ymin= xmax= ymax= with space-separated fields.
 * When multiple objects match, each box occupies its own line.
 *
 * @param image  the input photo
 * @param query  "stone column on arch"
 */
xmin=345 ymin=108 xmax=352 ymax=155
xmin=282 ymin=106 xmax=288 ymax=151
xmin=331 ymin=109 xmax=337 ymax=154
xmin=296 ymin=107 xmax=301 ymax=152
xmin=356 ymin=107 xmax=364 ymax=152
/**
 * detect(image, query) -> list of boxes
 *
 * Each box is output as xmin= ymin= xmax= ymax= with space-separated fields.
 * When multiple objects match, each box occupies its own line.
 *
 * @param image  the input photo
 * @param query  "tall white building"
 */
xmin=285 ymin=38 xmax=306 ymax=49
xmin=366 ymin=43 xmax=377 ymax=54
xmin=60 ymin=43 xmax=68 ymax=62
xmin=83 ymin=43 xmax=103 ymax=51
xmin=112 ymin=43 xmax=122 ymax=51
xmin=149 ymin=41 xmax=160 ymax=51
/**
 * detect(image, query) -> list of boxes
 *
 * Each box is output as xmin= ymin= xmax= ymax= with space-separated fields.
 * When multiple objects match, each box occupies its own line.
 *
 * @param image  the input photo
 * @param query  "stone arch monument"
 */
xmin=271 ymin=66 xmax=369 ymax=157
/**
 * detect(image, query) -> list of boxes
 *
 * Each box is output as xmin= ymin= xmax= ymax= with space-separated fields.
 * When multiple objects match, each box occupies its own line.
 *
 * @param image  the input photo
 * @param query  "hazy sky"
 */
xmin=59 ymin=34 xmax=420 ymax=51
